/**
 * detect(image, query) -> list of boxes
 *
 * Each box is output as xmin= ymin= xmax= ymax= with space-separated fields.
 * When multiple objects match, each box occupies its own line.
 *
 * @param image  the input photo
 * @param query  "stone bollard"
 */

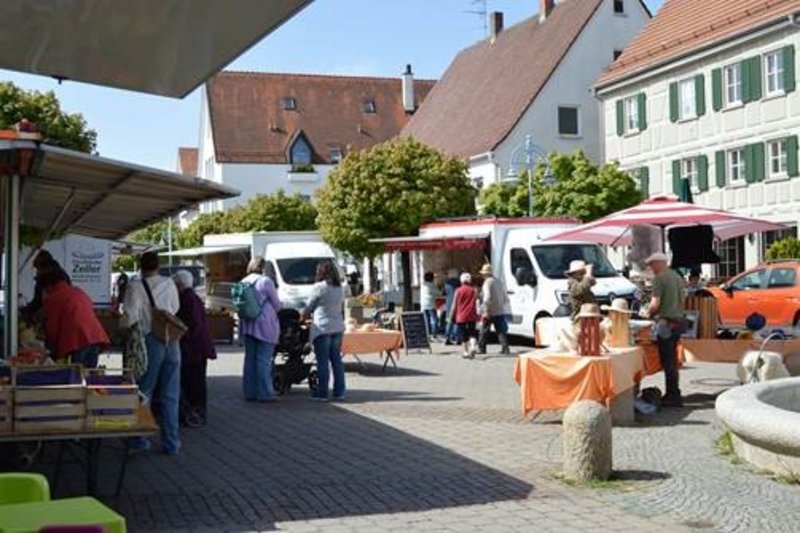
xmin=562 ymin=400 xmax=612 ymax=482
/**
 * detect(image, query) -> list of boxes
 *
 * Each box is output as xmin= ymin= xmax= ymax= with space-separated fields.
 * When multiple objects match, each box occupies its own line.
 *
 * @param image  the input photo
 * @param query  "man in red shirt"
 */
xmin=449 ymin=272 xmax=480 ymax=359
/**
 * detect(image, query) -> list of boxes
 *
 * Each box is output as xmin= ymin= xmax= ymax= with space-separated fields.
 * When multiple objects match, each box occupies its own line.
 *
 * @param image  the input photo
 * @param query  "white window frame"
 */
xmin=624 ymin=96 xmax=639 ymax=134
xmin=557 ymin=105 xmax=580 ymax=137
xmin=764 ymin=49 xmax=786 ymax=96
xmin=682 ymin=158 xmax=698 ymax=189
xmin=724 ymin=63 xmax=743 ymax=107
xmin=727 ymin=148 xmax=745 ymax=184
xmin=678 ymin=77 xmax=696 ymax=120
xmin=767 ymin=138 xmax=788 ymax=179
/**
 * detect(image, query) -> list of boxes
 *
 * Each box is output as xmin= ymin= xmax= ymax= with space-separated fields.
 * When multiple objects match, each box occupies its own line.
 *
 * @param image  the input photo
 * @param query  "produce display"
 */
xmin=356 ymin=293 xmax=381 ymax=307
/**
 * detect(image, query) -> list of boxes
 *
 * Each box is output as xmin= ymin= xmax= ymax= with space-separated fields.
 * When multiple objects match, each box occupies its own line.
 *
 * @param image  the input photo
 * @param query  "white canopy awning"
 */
xmin=162 ymin=244 xmax=250 ymax=258
xmin=0 ymin=0 xmax=313 ymax=97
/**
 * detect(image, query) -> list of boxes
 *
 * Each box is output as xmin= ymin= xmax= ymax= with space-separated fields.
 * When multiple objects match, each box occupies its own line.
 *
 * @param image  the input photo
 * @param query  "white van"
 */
xmin=378 ymin=218 xmax=639 ymax=339
xmin=260 ymin=241 xmax=339 ymax=309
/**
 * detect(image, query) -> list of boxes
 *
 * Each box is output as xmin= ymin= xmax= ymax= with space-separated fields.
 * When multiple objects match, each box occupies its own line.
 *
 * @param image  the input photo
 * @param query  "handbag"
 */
xmin=124 ymin=312 xmax=148 ymax=380
xmin=142 ymin=277 xmax=188 ymax=343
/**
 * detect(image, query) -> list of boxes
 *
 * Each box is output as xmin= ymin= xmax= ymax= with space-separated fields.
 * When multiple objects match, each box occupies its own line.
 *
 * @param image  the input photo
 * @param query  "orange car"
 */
xmin=709 ymin=261 xmax=800 ymax=329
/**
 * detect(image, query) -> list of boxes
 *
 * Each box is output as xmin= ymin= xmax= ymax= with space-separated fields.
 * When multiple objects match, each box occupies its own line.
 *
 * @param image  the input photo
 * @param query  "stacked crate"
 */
xmin=13 ymin=365 xmax=86 ymax=432
xmin=85 ymin=369 xmax=139 ymax=430
xmin=0 ymin=366 xmax=12 ymax=432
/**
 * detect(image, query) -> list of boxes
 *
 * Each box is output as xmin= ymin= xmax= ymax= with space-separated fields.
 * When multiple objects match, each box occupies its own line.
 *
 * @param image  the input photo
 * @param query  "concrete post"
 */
xmin=562 ymin=400 xmax=612 ymax=482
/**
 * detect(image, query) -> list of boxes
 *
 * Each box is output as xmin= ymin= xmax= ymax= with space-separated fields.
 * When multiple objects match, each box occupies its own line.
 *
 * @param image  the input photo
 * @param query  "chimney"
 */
xmin=489 ymin=11 xmax=504 ymax=41
xmin=539 ymin=0 xmax=555 ymax=22
xmin=401 ymin=64 xmax=415 ymax=114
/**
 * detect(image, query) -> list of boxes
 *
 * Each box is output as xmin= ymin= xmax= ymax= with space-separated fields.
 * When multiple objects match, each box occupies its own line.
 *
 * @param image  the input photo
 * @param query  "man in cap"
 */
xmin=643 ymin=252 xmax=686 ymax=407
xmin=566 ymin=260 xmax=596 ymax=322
xmin=477 ymin=264 xmax=511 ymax=355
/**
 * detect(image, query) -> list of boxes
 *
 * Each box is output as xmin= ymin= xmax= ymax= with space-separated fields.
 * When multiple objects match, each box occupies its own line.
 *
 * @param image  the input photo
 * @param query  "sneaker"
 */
xmin=312 ymin=396 xmax=329 ymax=402
xmin=445 ymin=339 xmax=454 ymax=346
xmin=332 ymin=395 xmax=345 ymax=402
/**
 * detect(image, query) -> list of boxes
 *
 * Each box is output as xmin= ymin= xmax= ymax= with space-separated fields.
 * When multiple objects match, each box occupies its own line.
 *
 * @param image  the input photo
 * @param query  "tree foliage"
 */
xmin=0 ymin=81 xmax=97 ymax=153
xmin=317 ymin=137 xmax=477 ymax=258
xmin=480 ymin=150 xmax=643 ymax=222
xmin=766 ymin=237 xmax=800 ymax=261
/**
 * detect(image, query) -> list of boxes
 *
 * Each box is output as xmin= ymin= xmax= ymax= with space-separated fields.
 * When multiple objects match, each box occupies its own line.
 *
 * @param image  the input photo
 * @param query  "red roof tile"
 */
xmin=207 ymin=72 xmax=435 ymax=164
xmin=177 ymin=147 xmax=198 ymax=176
xmin=598 ymin=0 xmax=800 ymax=87
xmin=402 ymin=0 xmax=604 ymax=158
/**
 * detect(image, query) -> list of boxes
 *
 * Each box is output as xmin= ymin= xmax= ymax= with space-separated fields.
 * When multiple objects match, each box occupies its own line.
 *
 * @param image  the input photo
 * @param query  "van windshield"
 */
xmin=276 ymin=257 xmax=336 ymax=285
xmin=531 ymin=244 xmax=617 ymax=279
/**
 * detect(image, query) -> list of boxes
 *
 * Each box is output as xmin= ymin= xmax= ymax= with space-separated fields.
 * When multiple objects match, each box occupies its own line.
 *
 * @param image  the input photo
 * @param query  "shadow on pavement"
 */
xmin=343 ymin=361 xmax=440 ymax=377
xmin=635 ymin=392 xmax=719 ymax=427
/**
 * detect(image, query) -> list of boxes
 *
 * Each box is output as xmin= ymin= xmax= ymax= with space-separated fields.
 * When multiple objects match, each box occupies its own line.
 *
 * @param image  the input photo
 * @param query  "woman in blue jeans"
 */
xmin=239 ymin=258 xmax=282 ymax=402
xmin=304 ymin=262 xmax=346 ymax=401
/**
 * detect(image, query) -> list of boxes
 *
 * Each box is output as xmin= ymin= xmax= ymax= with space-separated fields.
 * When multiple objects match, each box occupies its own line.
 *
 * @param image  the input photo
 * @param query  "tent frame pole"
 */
xmin=4 ymin=173 xmax=20 ymax=358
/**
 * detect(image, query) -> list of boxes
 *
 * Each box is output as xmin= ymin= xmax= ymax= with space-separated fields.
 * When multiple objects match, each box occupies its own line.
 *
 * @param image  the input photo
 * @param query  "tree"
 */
xmin=128 ymin=220 xmax=171 ymax=246
xmin=480 ymin=150 xmax=643 ymax=222
xmin=175 ymin=211 xmax=231 ymax=249
xmin=766 ymin=237 xmax=800 ymax=261
xmin=0 ymin=81 xmax=97 ymax=153
xmin=317 ymin=137 xmax=477 ymax=306
xmin=228 ymin=190 xmax=317 ymax=233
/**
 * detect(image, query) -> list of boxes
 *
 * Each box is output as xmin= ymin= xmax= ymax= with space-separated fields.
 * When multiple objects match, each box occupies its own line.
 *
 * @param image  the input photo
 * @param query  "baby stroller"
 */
xmin=272 ymin=308 xmax=317 ymax=395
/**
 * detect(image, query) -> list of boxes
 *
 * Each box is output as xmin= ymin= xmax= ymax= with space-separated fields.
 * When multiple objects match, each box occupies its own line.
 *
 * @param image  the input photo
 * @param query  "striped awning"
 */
xmin=544 ymin=195 xmax=786 ymax=246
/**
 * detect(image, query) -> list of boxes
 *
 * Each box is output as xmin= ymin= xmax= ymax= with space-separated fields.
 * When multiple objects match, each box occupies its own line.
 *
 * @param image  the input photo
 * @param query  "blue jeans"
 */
xmin=70 ymin=344 xmax=101 ymax=368
xmin=313 ymin=333 xmax=345 ymax=399
xmin=423 ymin=309 xmax=439 ymax=337
xmin=137 ymin=334 xmax=181 ymax=454
xmin=243 ymin=335 xmax=276 ymax=401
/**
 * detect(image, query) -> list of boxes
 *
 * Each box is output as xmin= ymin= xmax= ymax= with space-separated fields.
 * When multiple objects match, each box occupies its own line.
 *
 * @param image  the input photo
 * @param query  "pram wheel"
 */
xmin=307 ymin=369 xmax=319 ymax=392
xmin=273 ymin=372 xmax=291 ymax=395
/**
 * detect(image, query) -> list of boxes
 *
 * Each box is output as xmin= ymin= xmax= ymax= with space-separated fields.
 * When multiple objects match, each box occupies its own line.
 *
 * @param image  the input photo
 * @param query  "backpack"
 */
xmin=231 ymin=281 xmax=264 ymax=319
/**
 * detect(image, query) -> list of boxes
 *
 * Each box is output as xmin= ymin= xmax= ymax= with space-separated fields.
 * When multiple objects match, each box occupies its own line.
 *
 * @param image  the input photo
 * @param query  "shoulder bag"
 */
xmin=142 ymin=278 xmax=188 ymax=343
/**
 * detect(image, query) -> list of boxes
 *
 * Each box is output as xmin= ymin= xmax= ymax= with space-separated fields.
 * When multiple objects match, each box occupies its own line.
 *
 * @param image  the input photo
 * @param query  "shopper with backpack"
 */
xmin=236 ymin=257 xmax=281 ymax=402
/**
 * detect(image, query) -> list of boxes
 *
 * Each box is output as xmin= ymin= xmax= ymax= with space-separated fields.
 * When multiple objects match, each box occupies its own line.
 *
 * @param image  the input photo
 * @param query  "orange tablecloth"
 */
xmin=513 ymin=347 xmax=645 ymax=417
xmin=342 ymin=329 xmax=403 ymax=356
xmin=680 ymin=339 xmax=800 ymax=363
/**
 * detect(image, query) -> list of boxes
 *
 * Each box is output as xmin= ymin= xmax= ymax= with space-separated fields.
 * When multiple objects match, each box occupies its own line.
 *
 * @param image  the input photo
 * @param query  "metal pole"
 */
xmin=4 ymin=174 xmax=20 ymax=357
xmin=525 ymin=135 xmax=533 ymax=217
xmin=168 ymin=217 xmax=174 ymax=266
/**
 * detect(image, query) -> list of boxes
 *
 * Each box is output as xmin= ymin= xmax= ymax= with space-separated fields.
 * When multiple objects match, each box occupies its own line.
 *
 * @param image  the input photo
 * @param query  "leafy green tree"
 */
xmin=0 ymin=81 xmax=97 ymax=153
xmin=766 ymin=237 xmax=800 ymax=261
xmin=480 ymin=151 xmax=643 ymax=222
xmin=228 ymin=190 xmax=317 ymax=233
xmin=176 ymin=212 xmax=231 ymax=249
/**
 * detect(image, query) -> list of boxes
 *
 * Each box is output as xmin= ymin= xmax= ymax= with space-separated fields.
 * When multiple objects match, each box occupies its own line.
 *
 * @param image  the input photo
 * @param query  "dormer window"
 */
xmin=289 ymin=134 xmax=312 ymax=166
xmin=282 ymin=96 xmax=297 ymax=111
xmin=330 ymin=147 xmax=343 ymax=163
xmin=362 ymin=100 xmax=376 ymax=113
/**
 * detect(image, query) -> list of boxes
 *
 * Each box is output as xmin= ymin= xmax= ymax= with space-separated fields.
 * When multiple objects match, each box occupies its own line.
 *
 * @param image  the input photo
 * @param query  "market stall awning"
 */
xmin=161 ymin=244 xmax=249 ymax=257
xmin=0 ymin=141 xmax=239 ymax=240
xmin=0 ymin=0 xmax=313 ymax=97
xmin=370 ymin=234 xmax=489 ymax=252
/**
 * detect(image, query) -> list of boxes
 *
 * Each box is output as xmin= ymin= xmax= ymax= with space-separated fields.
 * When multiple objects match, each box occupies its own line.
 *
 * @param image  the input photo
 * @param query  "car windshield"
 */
xmin=276 ymin=257 xmax=336 ymax=285
xmin=159 ymin=266 xmax=205 ymax=288
xmin=531 ymin=244 xmax=617 ymax=279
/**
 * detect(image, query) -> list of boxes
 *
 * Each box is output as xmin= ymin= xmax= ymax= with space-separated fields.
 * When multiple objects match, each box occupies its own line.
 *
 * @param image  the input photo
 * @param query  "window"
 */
xmin=764 ymin=49 xmax=785 ymax=95
xmin=724 ymin=63 xmax=743 ymax=105
xmin=277 ymin=257 xmax=337 ymax=285
xmin=682 ymin=158 xmax=698 ymax=188
xmin=727 ymin=148 xmax=745 ymax=183
xmin=613 ymin=0 xmax=624 ymax=14
xmin=362 ymin=100 xmax=376 ymax=113
xmin=767 ymin=268 xmax=797 ymax=289
xmin=510 ymin=248 xmax=534 ymax=280
xmin=715 ymin=237 xmax=745 ymax=280
xmin=557 ymin=106 xmax=579 ymax=136
xmin=281 ymin=96 xmax=297 ymax=110
xmin=289 ymin=136 xmax=312 ymax=166
xmin=761 ymin=226 xmax=797 ymax=260
xmin=531 ymin=244 xmax=617 ymax=280
xmin=624 ymin=96 xmax=639 ymax=133
xmin=768 ymin=139 xmax=788 ymax=177
xmin=329 ymin=147 xmax=343 ymax=164
xmin=613 ymin=50 xmax=623 ymax=61
xmin=678 ymin=78 xmax=696 ymax=119
xmin=731 ymin=269 xmax=766 ymax=290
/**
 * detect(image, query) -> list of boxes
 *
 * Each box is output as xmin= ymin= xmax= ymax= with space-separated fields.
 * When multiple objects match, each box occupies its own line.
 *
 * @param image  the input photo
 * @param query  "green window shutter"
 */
xmin=752 ymin=143 xmax=765 ymax=182
xmin=784 ymin=45 xmax=796 ymax=93
xmin=742 ymin=59 xmax=752 ymax=103
xmin=672 ymin=159 xmax=682 ymax=194
xmin=749 ymin=56 xmax=763 ymax=101
xmin=695 ymin=74 xmax=706 ymax=116
xmin=787 ymin=135 xmax=799 ymax=177
xmin=637 ymin=92 xmax=647 ymax=131
xmin=639 ymin=166 xmax=650 ymax=196
xmin=669 ymin=82 xmax=679 ymax=122
xmin=712 ymin=68 xmax=723 ymax=111
xmin=697 ymin=155 xmax=709 ymax=191
xmin=715 ymin=150 xmax=726 ymax=188
xmin=744 ymin=144 xmax=762 ymax=183
xmin=615 ymin=99 xmax=624 ymax=136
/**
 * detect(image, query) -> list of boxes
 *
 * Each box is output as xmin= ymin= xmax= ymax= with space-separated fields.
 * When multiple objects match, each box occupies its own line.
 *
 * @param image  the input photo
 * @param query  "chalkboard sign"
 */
xmin=400 ymin=311 xmax=432 ymax=354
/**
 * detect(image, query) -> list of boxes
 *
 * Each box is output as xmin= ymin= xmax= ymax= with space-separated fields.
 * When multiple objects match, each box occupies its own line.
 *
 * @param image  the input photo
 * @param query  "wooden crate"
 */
xmin=207 ymin=313 xmax=235 ymax=343
xmin=84 ymin=368 xmax=139 ymax=430
xmin=685 ymin=295 xmax=718 ymax=339
xmin=13 ymin=365 xmax=85 ymax=433
xmin=0 ymin=366 xmax=11 ymax=432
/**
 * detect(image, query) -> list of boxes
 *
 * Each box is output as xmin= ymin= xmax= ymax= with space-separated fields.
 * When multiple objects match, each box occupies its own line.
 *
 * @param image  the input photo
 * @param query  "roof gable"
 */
xmin=402 ymin=0 xmax=604 ymax=158
xmin=207 ymin=72 xmax=435 ymax=164
xmin=598 ymin=0 xmax=800 ymax=87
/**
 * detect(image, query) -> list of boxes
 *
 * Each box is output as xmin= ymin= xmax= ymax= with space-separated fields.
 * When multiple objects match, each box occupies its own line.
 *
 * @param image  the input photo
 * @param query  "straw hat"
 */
xmin=576 ymin=303 xmax=602 ymax=318
xmin=479 ymin=263 xmax=493 ymax=276
xmin=565 ymin=260 xmax=588 ymax=276
xmin=645 ymin=252 xmax=669 ymax=264
xmin=601 ymin=298 xmax=633 ymax=314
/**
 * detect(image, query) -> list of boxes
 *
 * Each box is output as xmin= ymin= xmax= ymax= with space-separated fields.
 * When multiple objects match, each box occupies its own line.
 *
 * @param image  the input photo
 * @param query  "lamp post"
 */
xmin=505 ymin=134 xmax=553 ymax=216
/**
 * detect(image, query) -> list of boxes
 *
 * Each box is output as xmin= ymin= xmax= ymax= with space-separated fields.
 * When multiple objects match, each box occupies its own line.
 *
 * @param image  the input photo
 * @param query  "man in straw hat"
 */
xmin=566 ymin=260 xmax=596 ymax=322
xmin=477 ymin=263 xmax=511 ymax=355
xmin=642 ymin=252 xmax=686 ymax=407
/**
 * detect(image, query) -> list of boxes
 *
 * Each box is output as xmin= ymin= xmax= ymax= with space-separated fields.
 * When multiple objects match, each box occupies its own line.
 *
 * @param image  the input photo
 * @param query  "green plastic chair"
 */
xmin=0 ymin=472 xmax=51 ymax=505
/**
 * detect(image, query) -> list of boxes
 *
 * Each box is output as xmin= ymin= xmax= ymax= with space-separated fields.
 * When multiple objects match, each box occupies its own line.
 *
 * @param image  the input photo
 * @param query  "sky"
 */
xmin=0 ymin=0 xmax=664 ymax=172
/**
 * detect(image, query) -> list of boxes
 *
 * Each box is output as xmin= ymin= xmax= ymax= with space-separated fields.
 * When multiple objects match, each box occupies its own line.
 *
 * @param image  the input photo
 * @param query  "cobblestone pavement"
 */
xmin=26 ymin=343 xmax=800 ymax=531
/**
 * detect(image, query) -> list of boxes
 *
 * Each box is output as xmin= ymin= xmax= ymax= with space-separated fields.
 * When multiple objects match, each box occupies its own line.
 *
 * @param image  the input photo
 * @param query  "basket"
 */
xmin=85 ymin=368 xmax=139 ymax=430
xmin=0 ymin=366 xmax=12 ymax=432
xmin=13 ymin=365 xmax=86 ymax=433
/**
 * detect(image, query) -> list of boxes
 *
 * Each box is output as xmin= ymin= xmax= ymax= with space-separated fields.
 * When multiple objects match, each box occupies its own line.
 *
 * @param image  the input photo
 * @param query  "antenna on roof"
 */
xmin=464 ymin=0 xmax=489 ymax=38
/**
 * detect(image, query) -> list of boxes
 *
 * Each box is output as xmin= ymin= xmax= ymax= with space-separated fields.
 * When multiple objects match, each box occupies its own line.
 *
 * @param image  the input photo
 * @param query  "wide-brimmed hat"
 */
xmin=601 ymin=298 xmax=633 ymax=314
xmin=479 ymin=263 xmax=493 ymax=276
xmin=565 ymin=260 xmax=588 ymax=275
xmin=645 ymin=252 xmax=669 ymax=264
xmin=576 ymin=303 xmax=602 ymax=318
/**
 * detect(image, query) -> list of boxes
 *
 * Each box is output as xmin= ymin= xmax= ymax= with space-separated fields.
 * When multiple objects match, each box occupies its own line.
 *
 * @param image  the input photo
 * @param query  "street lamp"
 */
xmin=505 ymin=134 xmax=553 ymax=217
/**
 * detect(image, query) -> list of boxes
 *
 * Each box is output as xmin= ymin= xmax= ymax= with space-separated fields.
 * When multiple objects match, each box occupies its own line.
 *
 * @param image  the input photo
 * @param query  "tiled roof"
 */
xmin=598 ymin=0 xmax=800 ymax=87
xmin=207 ymin=72 xmax=436 ymax=164
xmin=177 ymin=147 xmax=198 ymax=176
xmin=402 ymin=0 xmax=604 ymax=158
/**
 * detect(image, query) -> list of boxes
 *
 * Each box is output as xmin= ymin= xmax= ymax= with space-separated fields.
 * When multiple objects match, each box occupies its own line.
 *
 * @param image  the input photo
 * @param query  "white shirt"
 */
xmin=120 ymin=274 xmax=180 ymax=333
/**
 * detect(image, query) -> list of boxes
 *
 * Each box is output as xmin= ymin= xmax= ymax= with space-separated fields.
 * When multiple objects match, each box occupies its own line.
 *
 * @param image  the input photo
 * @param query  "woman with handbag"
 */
xmin=121 ymin=252 xmax=182 ymax=455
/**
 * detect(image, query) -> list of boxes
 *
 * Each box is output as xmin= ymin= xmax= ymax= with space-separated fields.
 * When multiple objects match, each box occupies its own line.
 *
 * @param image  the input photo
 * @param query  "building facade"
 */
xmin=598 ymin=0 xmax=800 ymax=276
